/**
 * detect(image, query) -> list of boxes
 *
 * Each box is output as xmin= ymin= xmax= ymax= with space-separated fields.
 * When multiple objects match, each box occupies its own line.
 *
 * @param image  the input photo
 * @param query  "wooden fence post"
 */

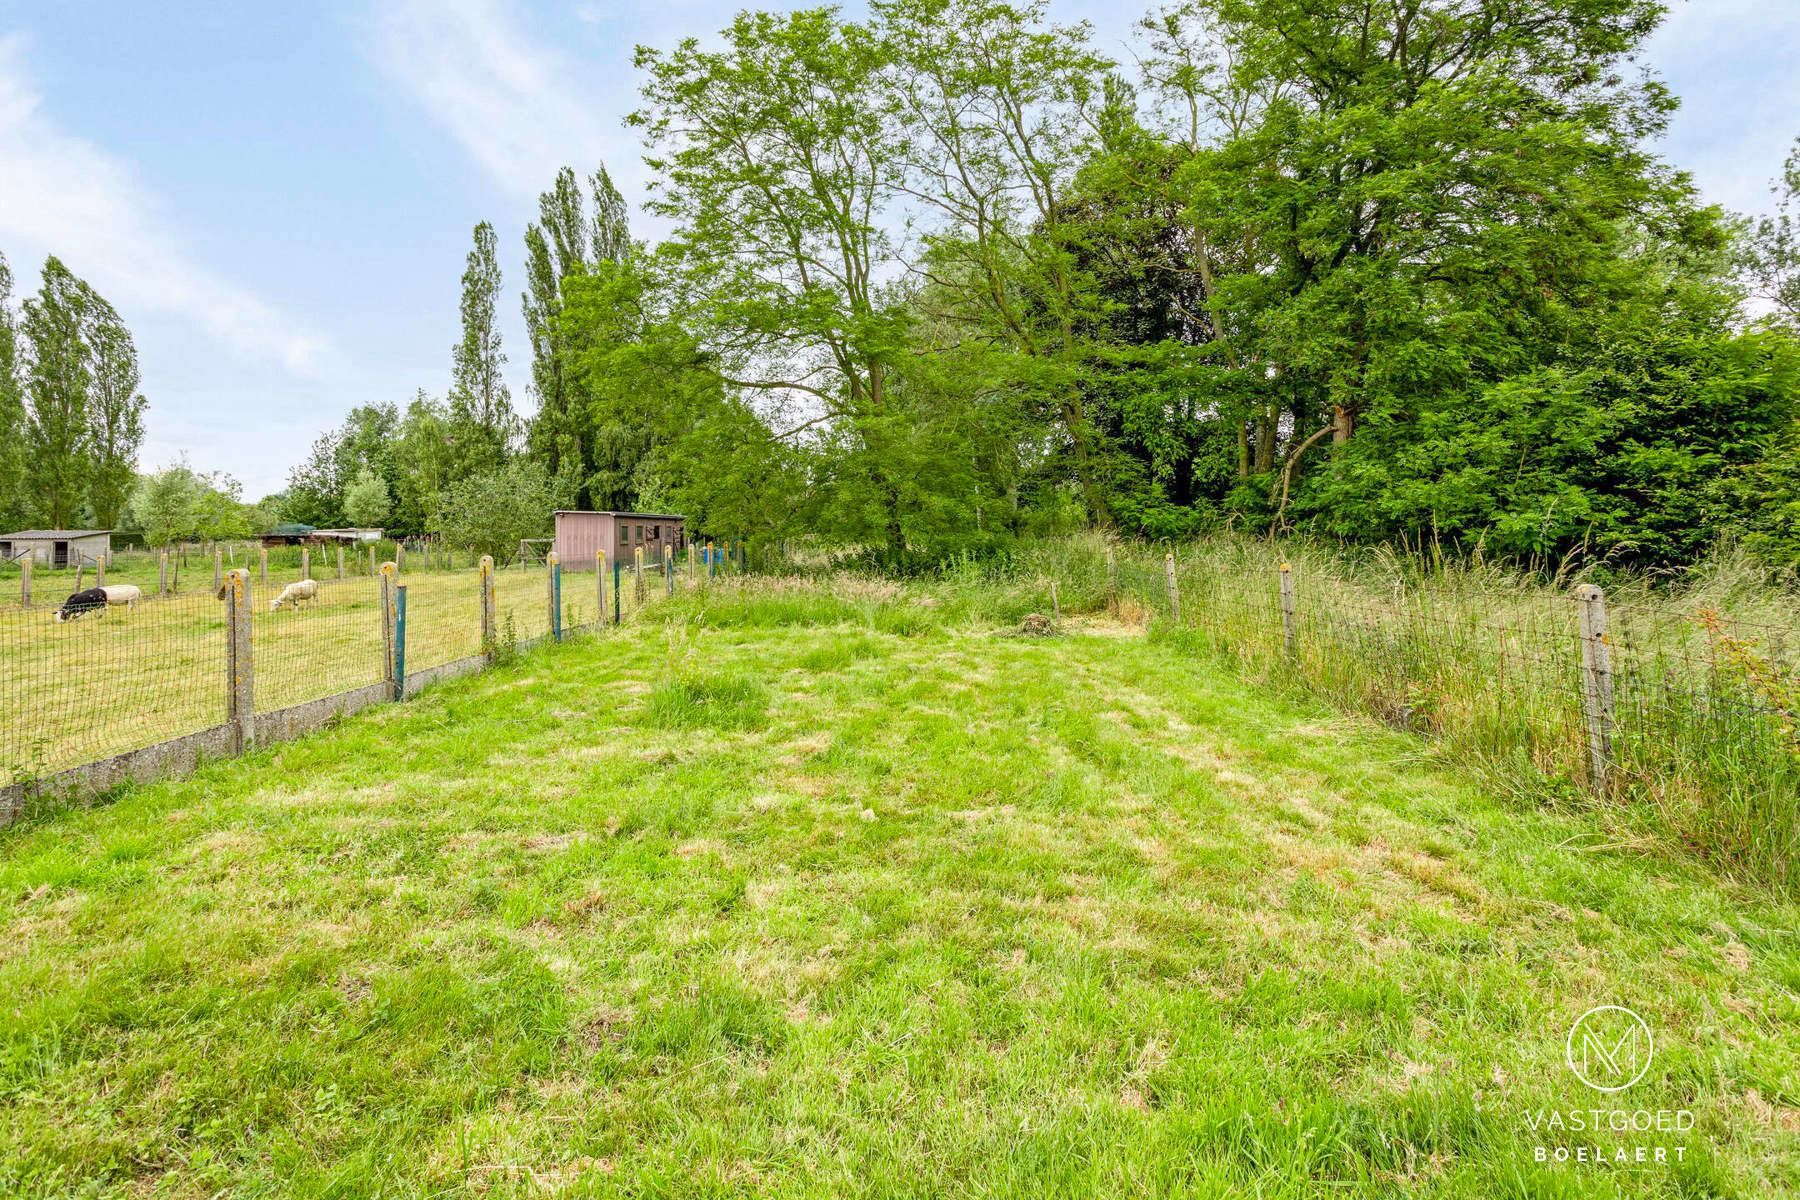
xmin=159 ymin=551 xmax=169 ymax=596
xmin=480 ymin=555 xmax=496 ymax=659
xmin=337 ymin=546 xmax=345 ymax=580
xmin=223 ymin=568 xmax=253 ymax=754
xmin=547 ymin=551 xmax=562 ymax=642
xmin=380 ymin=562 xmax=398 ymax=692
xmin=19 ymin=557 xmax=30 ymax=608
xmin=1279 ymin=563 xmax=1296 ymax=657
xmin=1105 ymin=546 xmax=1117 ymax=614
xmin=95 ymin=556 xmax=104 ymax=587
xmin=74 ymin=562 xmax=85 ymax=593
xmin=1574 ymin=583 xmax=1615 ymax=792
xmin=1163 ymin=553 xmax=1180 ymax=623
xmin=213 ymin=548 xmax=223 ymax=594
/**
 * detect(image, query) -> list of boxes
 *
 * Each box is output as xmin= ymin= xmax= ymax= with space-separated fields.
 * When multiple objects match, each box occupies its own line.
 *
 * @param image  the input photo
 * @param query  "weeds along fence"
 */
xmin=1079 ymin=539 xmax=1800 ymax=890
xmin=0 ymin=540 xmax=754 ymax=824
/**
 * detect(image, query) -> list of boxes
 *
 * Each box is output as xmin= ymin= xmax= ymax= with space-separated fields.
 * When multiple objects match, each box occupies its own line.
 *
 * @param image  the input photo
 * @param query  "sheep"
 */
xmin=53 ymin=584 xmax=143 ymax=623
xmin=269 ymin=579 xmax=320 ymax=612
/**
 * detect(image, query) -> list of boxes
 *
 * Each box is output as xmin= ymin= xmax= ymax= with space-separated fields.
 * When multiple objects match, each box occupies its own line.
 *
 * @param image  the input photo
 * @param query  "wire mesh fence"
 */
xmin=1 ymin=589 xmax=227 ymax=781
xmin=0 ymin=545 xmax=758 ymax=801
xmin=1092 ymin=541 xmax=1800 ymax=888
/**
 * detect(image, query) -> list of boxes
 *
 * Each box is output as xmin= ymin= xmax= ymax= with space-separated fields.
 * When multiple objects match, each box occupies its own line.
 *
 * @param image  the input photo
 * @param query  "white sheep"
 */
xmin=270 ymin=579 xmax=320 ymax=612
xmin=53 ymin=584 xmax=142 ymax=622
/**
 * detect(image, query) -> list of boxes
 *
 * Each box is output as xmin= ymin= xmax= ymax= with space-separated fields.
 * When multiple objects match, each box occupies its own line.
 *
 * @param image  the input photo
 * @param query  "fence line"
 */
xmin=1 ymin=540 xmax=755 ymax=824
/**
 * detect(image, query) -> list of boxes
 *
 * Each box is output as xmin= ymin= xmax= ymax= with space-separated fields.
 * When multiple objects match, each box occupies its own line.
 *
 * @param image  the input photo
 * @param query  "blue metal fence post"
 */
xmin=550 ymin=553 xmax=563 ymax=642
xmin=393 ymin=583 xmax=408 ymax=701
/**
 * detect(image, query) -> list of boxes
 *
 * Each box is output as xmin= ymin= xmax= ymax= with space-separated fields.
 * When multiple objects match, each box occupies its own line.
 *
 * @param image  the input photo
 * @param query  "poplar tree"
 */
xmin=448 ymin=221 xmax=516 ymax=479
xmin=22 ymin=257 xmax=92 ymax=530
xmin=82 ymin=291 xmax=147 ymax=528
xmin=0 ymin=253 xmax=26 ymax=530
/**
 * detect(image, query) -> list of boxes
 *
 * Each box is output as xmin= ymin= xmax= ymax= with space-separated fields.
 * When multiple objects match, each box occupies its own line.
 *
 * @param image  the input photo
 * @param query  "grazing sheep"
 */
xmin=270 ymin=579 xmax=319 ymax=612
xmin=53 ymin=584 xmax=143 ymax=623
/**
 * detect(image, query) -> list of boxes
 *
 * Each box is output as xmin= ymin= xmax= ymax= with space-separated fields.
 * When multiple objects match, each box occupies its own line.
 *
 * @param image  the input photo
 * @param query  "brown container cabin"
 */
xmin=554 ymin=511 xmax=686 ymax=568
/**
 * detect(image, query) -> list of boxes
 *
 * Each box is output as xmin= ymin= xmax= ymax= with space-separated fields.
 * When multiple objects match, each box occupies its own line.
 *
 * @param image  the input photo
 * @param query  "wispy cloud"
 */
xmin=366 ymin=0 xmax=626 ymax=199
xmin=0 ymin=33 xmax=329 ymax=374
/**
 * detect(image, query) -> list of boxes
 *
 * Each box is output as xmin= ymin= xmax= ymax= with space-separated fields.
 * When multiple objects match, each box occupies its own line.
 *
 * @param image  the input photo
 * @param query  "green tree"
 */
xmin=0 ymin=252 xmax=26 ymax=530
xmin=430 ymin=459 xmax=556 ymax=561
xmin=21 ymin=257 xmax=92 ymax=529
xmin=1742 ymin=136 xmax=1800 ymax=329
xmin=128 ymin=463 xmax=200 ymax=548
xmin=393 ymin=391 xmax=453 ymax=536
xmin=448 ymin=221 xmax=517 ymax=479
xmin=343 ymin=466 xmax=392 ymax=528
xmin=280 ymin=432 xmax=343 ymax=528
xmin=82 ymin=291 xmax=147 ymax=528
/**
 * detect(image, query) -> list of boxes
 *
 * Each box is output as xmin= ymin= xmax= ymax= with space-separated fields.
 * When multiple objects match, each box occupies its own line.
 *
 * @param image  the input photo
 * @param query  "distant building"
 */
xmin=554 ymin=511 xmax=686 ymax=568
xmin=310 ymin=528 xmax=384 ymax=544
xmin=260 ymin=524 xmax=383 ymax=547
xmin=0 ymin=529 xmax=112 ymax=568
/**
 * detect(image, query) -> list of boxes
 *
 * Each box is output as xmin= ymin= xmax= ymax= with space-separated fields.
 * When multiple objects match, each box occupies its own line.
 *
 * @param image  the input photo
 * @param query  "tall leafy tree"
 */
xmin=82 ymin=291 xmax=147 ymax=528
xmin=1742 ymin=135 xmax=1800 ymax=329
xmin=0 ymin=252 xmax=26 ymax=531
xmin=21 ymin=257 xmax=92 ymax=530
xmin=448 ymin=221 xmax=517 ymax=479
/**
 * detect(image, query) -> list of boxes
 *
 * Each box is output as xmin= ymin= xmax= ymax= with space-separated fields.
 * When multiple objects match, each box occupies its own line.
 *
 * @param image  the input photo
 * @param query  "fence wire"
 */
xmin=1 ymin=589 xmax=226 ymax=779
xmin=252 ymin=575 xmax=386 ymax=714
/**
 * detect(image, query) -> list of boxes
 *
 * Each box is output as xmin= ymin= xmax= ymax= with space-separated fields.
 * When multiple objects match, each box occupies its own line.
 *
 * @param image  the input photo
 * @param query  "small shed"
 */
xmin=0 ymin=529 xmax=112 ymax=568
xmin=262 ymin=523 xmax=316 ymax=547
xmin=554 ymin=511 xmax=687 ymax=569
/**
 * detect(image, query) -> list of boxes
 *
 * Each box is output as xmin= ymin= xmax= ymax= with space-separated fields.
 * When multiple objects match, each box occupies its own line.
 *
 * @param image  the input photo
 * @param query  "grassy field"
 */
xmin=0 ymin=561 xmax=673 ymax=779
xmin=2 ymin=580 xmax=1795 ymax=1196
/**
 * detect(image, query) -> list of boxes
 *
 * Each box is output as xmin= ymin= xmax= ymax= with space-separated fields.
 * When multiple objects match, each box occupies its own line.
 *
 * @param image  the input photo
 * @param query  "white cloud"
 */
xmin=367 ymin=0 xmax=626 ymax=199
xmin=0 ymin=33 xmax=329 ymax=374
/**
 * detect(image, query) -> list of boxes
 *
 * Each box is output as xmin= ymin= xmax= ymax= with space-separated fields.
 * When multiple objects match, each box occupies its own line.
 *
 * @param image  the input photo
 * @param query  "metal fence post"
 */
xmin=1279 ymin=563 xmax=1296 ymax=657
xmin=393 ymin=584 xmax=408 ymax=701
xmin=1164 ymin=553 xmax=1180 ymax=623
xmin=380 ymin=562 xmax=397 ymax=692
xmin=613 ymin=556 xmax=622 ymax=625
xmin=1575 ymin=584 xmax=1615 ymax=792
xmin=480 ymin=554 xmax=496 ymax=659
xmin=596 ymin=550 xmax=607 ymax=630
xmin=224 ymin=568 xmax=253 ymax=754
xmin=548 ymin=551 xmax=562 ymax=642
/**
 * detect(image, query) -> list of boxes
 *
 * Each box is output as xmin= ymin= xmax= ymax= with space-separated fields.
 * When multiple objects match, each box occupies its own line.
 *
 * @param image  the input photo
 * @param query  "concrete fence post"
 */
xmin=635 ymin=546 xmax=645 ymax=605
xmin=223 ymin=568 xmax=253 ymax=754
xmin=708 ymin=540 xmax=716 ymax=581
xmin=337 ymin=546 xmax=345 ymax=580
xmin=396 ymin=543 xmax=406 ymax=574
xmin=157 ymin=550 xmax=167 ymax=596
xmin=259 ymin=546 xmax=268 ymax=588
xmin=1279 ymin=563 xmax=1296 ymax=657
xmin=95 ymin=556 xmax=104 ymax=587
xmin=1163 ymin=553 xmax=1180 ymax=623
xmin=380 ymin=562 xmax=398 ymax=692
xmin=19 ymin=557 xmax=30 ymax=608
xmin=689 ymin=543 xmax=698 ymax=586
xmin=213 ymin=548 xmax=223 ymax=594
xmin=480 ymin=554 xmax=496 ymax=659
xmin=75 ymin=562 xmax=85 ymax=593
xmin=665 ymin=545 xmax=674 ymax=596
xmin=1575 ymin=584 xmax=1615 ymax=793
xmin=547 ymin=551 xmax=562 ymax=642
xmin=1105 ymin=546 xmax=1117 ymax=614
xmin=368 ymin=546 xmax=376 ymax=577
xmin=301 ymin=547 xmax=311 ymax=582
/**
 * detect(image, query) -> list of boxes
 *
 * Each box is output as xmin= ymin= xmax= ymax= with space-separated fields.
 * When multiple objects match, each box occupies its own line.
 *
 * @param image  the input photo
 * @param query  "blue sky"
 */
xmin=1 ymin=1 xmax=1796 ymax=500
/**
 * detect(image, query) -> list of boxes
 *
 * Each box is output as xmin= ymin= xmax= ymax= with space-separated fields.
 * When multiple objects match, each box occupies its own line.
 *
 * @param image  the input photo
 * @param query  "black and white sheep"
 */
xmin=53 ymin=584 xmax=143 ymax=623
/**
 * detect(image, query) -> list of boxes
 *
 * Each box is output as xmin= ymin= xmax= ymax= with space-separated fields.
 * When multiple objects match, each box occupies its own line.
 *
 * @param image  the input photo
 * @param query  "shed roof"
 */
xmin=0 ymin=529 xmax=110 ymax=539
xmin=554 ymin=510 xmax=686 ymax=521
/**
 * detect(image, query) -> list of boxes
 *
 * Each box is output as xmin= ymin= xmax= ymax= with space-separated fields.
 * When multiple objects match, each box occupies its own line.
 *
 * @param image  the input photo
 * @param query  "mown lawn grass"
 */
xmin=2 ymin=584 xmax=1796 ymax=1197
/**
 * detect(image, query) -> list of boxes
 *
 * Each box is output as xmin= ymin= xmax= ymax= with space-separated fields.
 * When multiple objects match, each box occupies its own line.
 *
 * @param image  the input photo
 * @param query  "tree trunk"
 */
xmin=1332 ymin=404 xmax=1354 ymax=444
